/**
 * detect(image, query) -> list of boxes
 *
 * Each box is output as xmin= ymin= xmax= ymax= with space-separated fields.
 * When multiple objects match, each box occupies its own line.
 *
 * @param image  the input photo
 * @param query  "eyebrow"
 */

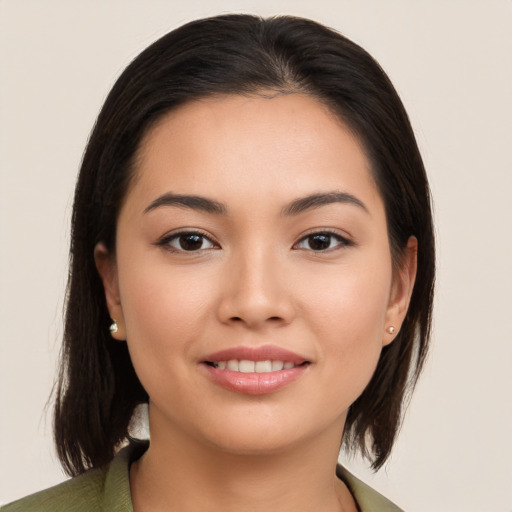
xmin=281 ymin=192 xmax=369 ymax=216
xmin=144 ymin=191 xmax=368 ymax=216
xmin=144 ymin=193 xmax=227 ymax=215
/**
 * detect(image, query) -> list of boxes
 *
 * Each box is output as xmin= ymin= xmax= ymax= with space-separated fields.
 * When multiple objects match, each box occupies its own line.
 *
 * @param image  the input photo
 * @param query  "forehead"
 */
xmin=129 ymin=93 xmax=380 ymax=212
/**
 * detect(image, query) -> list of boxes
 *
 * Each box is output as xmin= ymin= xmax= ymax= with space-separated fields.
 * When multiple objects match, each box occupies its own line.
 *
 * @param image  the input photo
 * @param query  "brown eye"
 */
xmin=307 ymin=234 xmax=331 ymax=251
xmin=177 ymin=234 xmax=205 ymax=251
xmin=159 ymin=232 xmax=217 ymax=252
xmin=296 ymin=232 xmax=350 ymax=252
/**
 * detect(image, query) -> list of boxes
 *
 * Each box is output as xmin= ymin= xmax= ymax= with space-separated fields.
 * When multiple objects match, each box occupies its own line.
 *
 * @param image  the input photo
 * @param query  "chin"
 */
xmin=206 ymin=428 xmax=307 ymax=457
xmin=196 ymin=406 xmax=345 ymax=458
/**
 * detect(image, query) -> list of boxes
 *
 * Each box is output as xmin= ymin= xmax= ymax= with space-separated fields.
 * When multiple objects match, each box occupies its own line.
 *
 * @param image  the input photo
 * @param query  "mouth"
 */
xmin=201 ymin=346 xmax=311 ymax=395
xmin=204 ymin=360 xmax=309 ymax=373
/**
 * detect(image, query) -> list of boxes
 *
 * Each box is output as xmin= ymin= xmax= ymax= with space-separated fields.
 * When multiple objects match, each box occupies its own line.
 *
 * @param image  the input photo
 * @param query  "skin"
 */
xmin=95 ymin=93 xmax=417 ymax=512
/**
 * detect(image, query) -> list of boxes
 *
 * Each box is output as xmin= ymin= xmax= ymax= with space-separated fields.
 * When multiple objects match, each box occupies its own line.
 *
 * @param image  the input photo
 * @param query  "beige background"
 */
xmin=1 ymin=0 xmax=511 ymax=510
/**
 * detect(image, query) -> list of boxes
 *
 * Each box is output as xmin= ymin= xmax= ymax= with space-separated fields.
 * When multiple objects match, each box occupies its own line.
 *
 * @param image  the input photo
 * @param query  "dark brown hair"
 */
xmin=54 ymin=14 xmax=435 ymax=476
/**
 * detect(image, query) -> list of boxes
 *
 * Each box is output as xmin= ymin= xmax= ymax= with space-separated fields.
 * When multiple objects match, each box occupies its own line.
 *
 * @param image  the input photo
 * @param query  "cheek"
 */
xmin=300 ymin=256 xmax=392 ymax=399
xmin=116 ymin=254 xmax=215 ymax=364
xmin=115 ymin=261 xmax=218 ymax=410
xmin=301 ymin=254 xmax=392 ymax=334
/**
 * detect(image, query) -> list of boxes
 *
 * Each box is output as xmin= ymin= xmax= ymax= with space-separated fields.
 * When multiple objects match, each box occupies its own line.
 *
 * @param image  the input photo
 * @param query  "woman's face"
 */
xmin=97 ymin=93 xmax=415 ymax=455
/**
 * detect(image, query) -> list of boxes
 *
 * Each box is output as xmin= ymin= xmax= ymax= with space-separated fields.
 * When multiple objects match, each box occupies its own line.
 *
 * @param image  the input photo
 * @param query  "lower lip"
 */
xmin=202 ymin=364 xmax=309 ymax=395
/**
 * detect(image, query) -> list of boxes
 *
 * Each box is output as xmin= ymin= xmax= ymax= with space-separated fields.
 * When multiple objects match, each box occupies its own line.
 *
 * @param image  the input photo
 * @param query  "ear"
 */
xmin=383 ymin=236 xmax=418 ymax=346
xmin=94 ymin=242 xmax=126 ymax=340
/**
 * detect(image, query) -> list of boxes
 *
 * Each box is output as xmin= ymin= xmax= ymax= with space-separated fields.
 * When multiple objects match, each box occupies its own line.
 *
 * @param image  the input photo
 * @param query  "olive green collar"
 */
xmin=105 ymin=442 xmax=404 ymax=512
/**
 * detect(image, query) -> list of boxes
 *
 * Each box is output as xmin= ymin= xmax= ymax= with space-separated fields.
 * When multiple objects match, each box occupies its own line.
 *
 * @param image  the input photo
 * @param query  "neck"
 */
xmin=130 ymin=415 xmax=356 ymax=512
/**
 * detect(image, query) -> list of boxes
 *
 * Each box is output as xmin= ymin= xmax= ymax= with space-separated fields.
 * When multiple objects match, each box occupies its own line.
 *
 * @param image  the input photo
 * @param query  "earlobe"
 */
xmin=94 ymin=243 xmax=126 ymax=340
xmin=383 ymin=236 xmax=418 ymax=346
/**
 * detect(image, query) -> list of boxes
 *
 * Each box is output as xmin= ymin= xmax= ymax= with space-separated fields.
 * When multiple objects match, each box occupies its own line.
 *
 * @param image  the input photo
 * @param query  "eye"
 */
xmin=158 ymin=231 xmax=218 ymax=252
xmin=295 ymin=231 xmax=351 ymax=252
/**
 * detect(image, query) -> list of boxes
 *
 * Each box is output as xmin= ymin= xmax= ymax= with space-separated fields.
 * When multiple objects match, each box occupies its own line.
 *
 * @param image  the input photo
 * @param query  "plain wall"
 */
xmin=1 ymin=1 xmax=511 ymax=510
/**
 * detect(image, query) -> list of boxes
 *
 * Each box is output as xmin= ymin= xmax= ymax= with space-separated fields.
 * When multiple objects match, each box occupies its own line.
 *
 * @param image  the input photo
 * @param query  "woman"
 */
xmin=3 ymin=14 xmax=434 ymax=512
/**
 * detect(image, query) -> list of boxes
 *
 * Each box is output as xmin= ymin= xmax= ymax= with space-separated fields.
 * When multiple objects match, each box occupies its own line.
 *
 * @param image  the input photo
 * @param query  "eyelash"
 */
xmin=156 ymin=229 xmax=353 ymax=254
xmin=293 ymin=229 xmax=353 ymax=252
xmin=156 ymin=230 xmax=219 ymax=253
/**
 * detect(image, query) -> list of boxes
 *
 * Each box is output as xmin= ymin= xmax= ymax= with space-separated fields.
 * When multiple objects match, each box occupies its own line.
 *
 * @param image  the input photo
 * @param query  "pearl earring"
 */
xmin=386 ymin=326 xmax=395 ymax=334
xmin=109 ymin=320 xmax=119 ymax=335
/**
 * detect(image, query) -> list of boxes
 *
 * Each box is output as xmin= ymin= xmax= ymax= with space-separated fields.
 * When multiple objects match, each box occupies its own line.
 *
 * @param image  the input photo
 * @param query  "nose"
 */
xmin=216 ymin=248 xmax=296 ymax=329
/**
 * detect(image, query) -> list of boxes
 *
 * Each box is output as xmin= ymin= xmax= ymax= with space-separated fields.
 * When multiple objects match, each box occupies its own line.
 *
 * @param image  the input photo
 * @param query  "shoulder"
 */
xmin=1 ymin=442 xmax=146 ymax=512
xmin=337 ymin=465 xmax=405 ymax=512
xmin=1 ymin=467 xmax=107 ymax=512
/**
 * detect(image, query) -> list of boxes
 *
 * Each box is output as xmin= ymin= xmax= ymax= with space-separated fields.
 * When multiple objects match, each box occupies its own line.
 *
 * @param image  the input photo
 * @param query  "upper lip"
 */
xmin=203 ymin=345 xmax=309 ymax=365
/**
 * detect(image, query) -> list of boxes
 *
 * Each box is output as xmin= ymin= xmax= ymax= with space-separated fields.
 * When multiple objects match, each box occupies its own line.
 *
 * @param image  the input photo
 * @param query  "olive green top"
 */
xmin=2 ymin=443 xmax=403 ymax=512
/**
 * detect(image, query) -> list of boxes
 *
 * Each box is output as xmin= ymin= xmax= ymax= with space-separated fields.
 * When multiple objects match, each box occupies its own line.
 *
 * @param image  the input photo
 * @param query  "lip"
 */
xmin=204 ymin=345 xmax=308 ymax=364
xmin=201 ymin=345 xmax=310 ymax=396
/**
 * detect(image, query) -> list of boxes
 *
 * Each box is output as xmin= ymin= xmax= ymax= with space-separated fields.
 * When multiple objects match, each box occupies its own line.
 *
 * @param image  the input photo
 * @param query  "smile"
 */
xmin=207 ymin=360 xmax=301 ymax=373
xmin=201 ymin=346 xmax=311 ymax=395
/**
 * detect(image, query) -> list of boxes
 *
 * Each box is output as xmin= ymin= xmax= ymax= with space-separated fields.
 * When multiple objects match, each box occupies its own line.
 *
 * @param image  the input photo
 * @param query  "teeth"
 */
xmin=271 ymin=360 xmax=284 ymax=371
xmin=213 ymin=360 xmax=298 ymax=373
xmin=239 ymin=360 xmax=255 ymax=373
xmin=255 ymin=360 xmax=272 ymax=373
xmin=227 ymin=360 xmax=239 ymax=371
